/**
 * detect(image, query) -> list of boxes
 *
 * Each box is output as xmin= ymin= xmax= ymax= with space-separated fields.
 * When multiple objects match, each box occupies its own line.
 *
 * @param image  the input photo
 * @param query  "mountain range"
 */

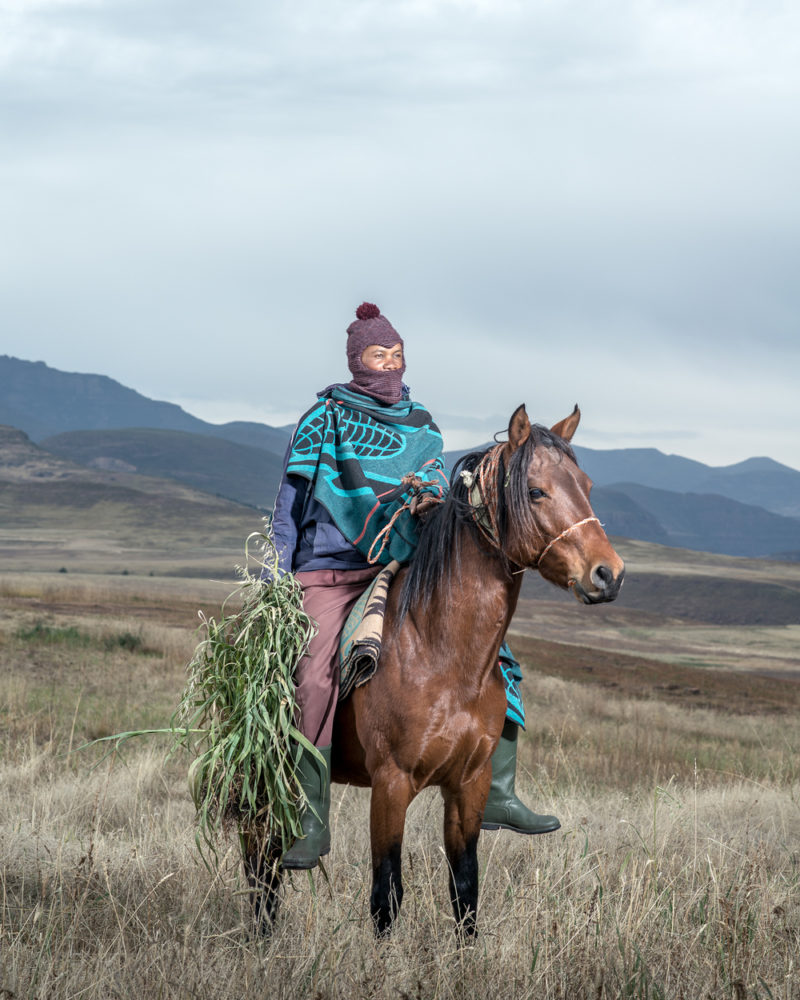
xmin=0 ymin=423 xmax=259 ymax=555
xmin=3 ymin=354 xmax=799 ymax=560
xmin=41 ymin=427 xmax=283 ymax=511
xmin=0 ymin=355 xmax=288 ymax=453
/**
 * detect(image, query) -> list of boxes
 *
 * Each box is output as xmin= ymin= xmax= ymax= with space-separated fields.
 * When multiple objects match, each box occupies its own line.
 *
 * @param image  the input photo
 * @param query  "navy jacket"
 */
xmin=269 ymin=436 xmax=370 ymax=576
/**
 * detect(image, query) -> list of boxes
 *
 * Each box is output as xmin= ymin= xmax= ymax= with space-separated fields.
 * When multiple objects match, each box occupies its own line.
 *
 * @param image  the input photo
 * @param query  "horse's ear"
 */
xmin=550 ymin=404 xmax=581 ymax=443
xmin=507 ymin=404 xmax=531 ymax=454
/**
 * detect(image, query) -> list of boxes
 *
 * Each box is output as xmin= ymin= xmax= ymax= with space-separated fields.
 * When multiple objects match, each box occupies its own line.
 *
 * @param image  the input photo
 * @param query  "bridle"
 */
xmin=459 ymin=443 xmax=601 ymax=570
xmin=535 ymin=516 xmax=601 ymax=568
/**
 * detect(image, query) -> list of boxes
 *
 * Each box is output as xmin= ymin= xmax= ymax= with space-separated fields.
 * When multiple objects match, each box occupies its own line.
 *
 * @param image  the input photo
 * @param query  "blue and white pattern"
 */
xmin=285 ymin=385 xmax=446 ymax=565
xmin=294 ymin=407 xmax=406 ymax=460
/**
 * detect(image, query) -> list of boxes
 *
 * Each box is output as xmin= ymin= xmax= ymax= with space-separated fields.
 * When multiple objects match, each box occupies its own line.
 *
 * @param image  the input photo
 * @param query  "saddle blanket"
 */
xmin=339 ymin=560 xmax=400 ymax=701
xmin=337 ymin=563 xmax=526 ymax=727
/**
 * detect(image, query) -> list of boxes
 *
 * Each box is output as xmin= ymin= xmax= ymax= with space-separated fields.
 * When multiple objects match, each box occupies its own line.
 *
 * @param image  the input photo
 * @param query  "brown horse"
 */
xmin=246 ymin=403 xmax=624 ymax=938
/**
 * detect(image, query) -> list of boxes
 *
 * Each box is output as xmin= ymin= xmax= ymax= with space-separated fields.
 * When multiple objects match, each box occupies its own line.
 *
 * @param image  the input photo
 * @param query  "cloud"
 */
xmin=5 ymin=1 xmax=799 ymax=111
xmin=1 ymin=0 xmax=799 ymax=470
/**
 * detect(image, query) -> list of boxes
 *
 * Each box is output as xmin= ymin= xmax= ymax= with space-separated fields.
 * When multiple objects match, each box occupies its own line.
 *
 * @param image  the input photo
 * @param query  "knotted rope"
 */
xmin=366 ymin=475 xmax=445 ymax=564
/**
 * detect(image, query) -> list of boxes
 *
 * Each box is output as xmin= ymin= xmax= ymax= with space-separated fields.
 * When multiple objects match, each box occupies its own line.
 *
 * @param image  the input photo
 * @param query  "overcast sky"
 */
xmin=2 ymin=0 xmax=798 ymax=469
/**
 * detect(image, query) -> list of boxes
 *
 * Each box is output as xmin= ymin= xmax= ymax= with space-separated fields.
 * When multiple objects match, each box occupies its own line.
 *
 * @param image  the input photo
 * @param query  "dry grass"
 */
xmin=0 ymin=572 xmax=238 ymax=607
xmin=1 ymin=573 xmax=799 ymax=999
xmin=2 ymin=739 xmax=798 ymax=998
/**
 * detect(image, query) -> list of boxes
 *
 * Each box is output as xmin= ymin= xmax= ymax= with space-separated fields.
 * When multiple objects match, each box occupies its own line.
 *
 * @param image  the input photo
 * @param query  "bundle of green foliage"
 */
xmin=89 ymin=530 xmax=319 ymax=860
xmin=177 ymin=533 xmax=319 ymax=857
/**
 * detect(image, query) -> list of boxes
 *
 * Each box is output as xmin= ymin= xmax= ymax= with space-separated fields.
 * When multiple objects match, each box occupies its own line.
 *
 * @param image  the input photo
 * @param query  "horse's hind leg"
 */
xmin=442 ymin=771 xmax=490 ymax=941
xmin=243 ymin=834 xmax=283 ymax=936
xmin=369 ymin=770 xmax=413 ymax=937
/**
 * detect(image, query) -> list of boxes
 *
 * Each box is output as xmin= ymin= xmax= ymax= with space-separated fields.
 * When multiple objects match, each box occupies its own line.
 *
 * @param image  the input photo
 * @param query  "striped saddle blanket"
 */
xmin=338 ymin=560 xmax=400 ymax=702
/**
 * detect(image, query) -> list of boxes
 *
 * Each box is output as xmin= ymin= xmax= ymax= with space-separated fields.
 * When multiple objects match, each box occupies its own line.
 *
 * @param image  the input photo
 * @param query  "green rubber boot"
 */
xmin=281 ymin=745 xmax=332 ymax=870
xmin=481 ymin=722 xmax=561 ymax=835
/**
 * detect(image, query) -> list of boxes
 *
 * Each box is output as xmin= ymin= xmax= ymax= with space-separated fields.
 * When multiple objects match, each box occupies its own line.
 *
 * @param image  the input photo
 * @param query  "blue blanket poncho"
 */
xmin=285 ymin=385 xmax=447 ymax=565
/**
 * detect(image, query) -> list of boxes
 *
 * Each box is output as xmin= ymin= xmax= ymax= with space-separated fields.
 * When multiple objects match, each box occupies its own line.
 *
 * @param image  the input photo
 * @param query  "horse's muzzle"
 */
xmin=570 ymin=564 xmax=625 ymax=604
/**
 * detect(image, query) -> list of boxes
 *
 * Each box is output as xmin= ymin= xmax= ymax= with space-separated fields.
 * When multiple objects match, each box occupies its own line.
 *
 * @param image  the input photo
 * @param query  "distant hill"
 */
xmin=600 ymin=483 xmax=800 ymax=559
xmin=0 ymin=425 xmax=261 ymax=549
xmin=41 ymin=428 xmax=283 ymax=510
xmin=0 ymin=355 xmax=291 ymax=454
xmin=572 ymin=446 xmax=800 ymax=520
xmin=563 ymin=484 xmax=800 ymax=560
xmin=6 ymin=354 xmax=800 ymax=561
xmin=37 ymin=429 xmax=797 ymax=558
xmin=589 ymin=487 xmax=671 ymax=546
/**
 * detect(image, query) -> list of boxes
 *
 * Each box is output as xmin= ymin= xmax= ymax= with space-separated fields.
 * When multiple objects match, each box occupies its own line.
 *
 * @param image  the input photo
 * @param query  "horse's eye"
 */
xmin=529 ymin=487 xmax=546 ymax=501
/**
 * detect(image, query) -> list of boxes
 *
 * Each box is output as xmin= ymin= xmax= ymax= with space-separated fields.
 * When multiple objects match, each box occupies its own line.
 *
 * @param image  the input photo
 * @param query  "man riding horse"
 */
xmin=267 ymin=302 xmax=560 ymax=871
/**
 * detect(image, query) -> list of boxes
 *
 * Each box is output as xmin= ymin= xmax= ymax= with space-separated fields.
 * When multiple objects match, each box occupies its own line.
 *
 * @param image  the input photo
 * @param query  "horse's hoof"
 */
xmin=455 ymin=924 xmax=478 ymax=946
xmin=371 ymin=913 xmax=395 ymax=939
xmin=244 ymin=913 xmax=276 ymax=942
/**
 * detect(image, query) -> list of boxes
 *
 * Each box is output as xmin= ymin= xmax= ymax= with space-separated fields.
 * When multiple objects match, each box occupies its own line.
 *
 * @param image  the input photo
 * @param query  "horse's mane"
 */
xmin=397 ymin=425 xmax=576 ymax=623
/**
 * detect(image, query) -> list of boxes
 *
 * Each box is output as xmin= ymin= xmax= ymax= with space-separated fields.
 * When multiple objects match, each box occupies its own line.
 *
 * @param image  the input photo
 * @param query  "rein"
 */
xmin=459 ymin=445 xmax=600 ymax=570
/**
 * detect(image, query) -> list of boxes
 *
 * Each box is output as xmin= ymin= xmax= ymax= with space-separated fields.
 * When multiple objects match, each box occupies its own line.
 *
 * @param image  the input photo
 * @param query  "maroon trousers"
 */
xmin=294 ymin=566 xmax=381 ymax=747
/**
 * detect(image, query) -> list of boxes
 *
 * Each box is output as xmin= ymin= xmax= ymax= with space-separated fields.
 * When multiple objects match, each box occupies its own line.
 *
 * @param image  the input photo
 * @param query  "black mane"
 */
xmin=397 ymin=425 xmax=576 ymax=622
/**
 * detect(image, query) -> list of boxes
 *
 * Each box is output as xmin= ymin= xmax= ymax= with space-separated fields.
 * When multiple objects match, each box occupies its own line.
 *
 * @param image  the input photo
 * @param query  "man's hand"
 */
xmin=399 ymin=473 xmax=425 ymax=492
xmin=399 ymin=472 xmax=443 ymax=518
xmin=409 ymin=493 xmax=440 ymax=518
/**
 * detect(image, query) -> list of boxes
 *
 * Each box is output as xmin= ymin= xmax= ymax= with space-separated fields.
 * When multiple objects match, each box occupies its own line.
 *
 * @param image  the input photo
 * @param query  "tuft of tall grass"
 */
xmin=15 ymin=621 xmax=154 ymax=654
xmin=15 ymin=622 xmax=93 ymax=647
xmin=74 ymin=531 xmax=319 ymax=861
xmin=172 ymin=531 xmax=319 ymax=857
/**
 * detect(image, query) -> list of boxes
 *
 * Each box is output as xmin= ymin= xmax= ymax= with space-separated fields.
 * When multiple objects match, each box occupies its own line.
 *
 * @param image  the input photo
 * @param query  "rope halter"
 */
xmin=535 ymin=516 xmax=601 ymax=568
xmin=460 ymin=444 xmax=601 ymax=570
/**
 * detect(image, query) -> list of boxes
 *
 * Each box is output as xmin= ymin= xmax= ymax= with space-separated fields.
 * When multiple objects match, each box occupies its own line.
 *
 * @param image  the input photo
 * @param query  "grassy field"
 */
xmin=1 ymin=558 xmax=799 ymax=1000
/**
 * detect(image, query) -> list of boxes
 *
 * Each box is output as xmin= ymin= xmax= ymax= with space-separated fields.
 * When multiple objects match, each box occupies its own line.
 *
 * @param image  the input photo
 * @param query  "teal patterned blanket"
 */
xmin=286 ymin=385 xmax=447 ymax=564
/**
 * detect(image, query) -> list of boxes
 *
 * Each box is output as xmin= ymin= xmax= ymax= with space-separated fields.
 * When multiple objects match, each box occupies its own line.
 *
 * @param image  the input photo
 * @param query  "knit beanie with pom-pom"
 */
xmin=345 ymin=302 xmax=406 ymax=405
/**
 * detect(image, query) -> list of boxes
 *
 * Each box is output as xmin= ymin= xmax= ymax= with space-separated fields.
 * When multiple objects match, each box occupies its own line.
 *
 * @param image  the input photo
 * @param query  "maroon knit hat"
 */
xmin=345 ymin=302 xmax=406 ymax=405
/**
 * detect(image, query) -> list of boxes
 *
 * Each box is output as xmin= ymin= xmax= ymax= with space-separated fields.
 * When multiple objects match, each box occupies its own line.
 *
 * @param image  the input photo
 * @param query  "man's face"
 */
xmin=360 ymin=343 xmax=404 ymax=372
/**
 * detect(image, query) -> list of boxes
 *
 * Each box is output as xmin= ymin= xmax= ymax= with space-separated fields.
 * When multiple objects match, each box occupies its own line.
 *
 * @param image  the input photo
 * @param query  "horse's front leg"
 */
xmin=441 ymin=764 xmax=491 ymax=941
xmin=369 ymin=768 xmax=413 ymax=937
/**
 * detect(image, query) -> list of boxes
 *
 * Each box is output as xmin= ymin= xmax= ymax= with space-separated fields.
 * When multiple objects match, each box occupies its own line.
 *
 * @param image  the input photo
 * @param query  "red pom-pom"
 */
xmin=356 ymin=302 xmax=381 ymax=321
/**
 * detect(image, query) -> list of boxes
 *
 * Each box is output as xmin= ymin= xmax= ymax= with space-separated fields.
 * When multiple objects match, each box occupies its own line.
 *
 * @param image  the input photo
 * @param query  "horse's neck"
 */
xmin=459 ymin=532 xmax=523 ymax=632
xmin=417 ymin=531 xmax=523 ymax=685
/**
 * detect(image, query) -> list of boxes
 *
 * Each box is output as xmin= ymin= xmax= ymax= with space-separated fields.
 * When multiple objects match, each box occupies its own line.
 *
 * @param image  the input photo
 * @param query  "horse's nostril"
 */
xmin=592 ymin=564 xmax=613 ymax=588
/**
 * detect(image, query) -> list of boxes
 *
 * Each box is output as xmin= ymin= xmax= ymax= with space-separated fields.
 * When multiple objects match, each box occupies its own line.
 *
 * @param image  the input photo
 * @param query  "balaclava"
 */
xmin=345 ymin=302 xmax=406 ymax=405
